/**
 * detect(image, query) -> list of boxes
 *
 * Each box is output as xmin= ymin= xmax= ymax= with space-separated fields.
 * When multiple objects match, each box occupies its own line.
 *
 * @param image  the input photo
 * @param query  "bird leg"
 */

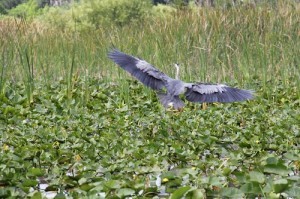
xmin=202 ymin=102 xmax=207 ymax=110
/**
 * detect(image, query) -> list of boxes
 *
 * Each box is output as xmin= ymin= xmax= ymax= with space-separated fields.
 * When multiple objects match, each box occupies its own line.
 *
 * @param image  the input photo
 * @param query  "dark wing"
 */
xmin=185 ymin=83 xmax=254 ymax=103
xmin=108 ymin=49 xmax=171 ymax=90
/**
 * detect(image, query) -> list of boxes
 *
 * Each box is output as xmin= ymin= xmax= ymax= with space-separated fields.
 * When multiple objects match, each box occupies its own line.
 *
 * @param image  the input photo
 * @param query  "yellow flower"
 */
xmin=162 ymin=178 xmax=169 ymax=182
xmin=52 ymin=141 xmax=60 ymax=148
xmin=295 ymin=161 xmax=300 ymax=169
xmin=133 ymin=174 xmax=137 ymax=180
xmin=74 ymin=154 xmax=81 ymax=161
xmin=3 ymin=144 xmax=9 ymax=151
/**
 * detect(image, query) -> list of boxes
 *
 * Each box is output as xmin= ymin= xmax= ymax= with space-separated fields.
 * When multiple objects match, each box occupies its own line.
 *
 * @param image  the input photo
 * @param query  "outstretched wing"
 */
xmin=185 ymin=83 xmax=254 ymax=103
xmin=108 ymin=49 xmax=171 ymax=90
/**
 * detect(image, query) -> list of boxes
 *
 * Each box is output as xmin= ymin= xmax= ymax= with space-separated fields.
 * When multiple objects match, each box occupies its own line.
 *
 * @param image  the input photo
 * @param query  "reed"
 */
xmin=0 ymin=3 xmax=299 ymax=102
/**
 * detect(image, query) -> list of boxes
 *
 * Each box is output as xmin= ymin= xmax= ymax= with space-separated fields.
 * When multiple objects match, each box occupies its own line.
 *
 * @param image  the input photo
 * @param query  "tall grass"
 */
xmin=0 ymin=3 xmax=299 ymax=103
xmin=0 ymin=48 xmax=8 ymax=95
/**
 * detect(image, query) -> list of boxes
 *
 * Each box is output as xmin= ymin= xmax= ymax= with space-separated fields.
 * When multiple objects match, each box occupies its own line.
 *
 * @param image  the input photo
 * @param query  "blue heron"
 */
xmin=108 ymin=49 xmax=254 ymax=110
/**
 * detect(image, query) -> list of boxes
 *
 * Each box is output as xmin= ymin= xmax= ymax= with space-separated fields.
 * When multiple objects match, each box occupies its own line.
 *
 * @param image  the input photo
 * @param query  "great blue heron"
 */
xmin=108 ymin=49 xmax=254 ymax=110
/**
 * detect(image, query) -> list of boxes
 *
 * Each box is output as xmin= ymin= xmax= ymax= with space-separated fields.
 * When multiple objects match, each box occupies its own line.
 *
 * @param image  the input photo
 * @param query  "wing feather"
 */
xmin=108 ymin=49 xmax=171 ymax=90
xmin=185 ymin=83 xmax=254 ymax=103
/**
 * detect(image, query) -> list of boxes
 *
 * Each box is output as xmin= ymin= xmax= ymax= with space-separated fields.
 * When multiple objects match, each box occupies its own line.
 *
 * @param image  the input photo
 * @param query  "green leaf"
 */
xmin=208 ymin=176 xmax=222 ymax=187
xmin=267 ymin=192 xmax=281 ymax=199
xmin=31 ymin=191 xmax=42 ymax=199
xmin=233 ymin=171 xmax=247 ymax=183
xmin=266 ymin=157 xmax=279 ymax=165
xmin=264 ymin=164 xmax=291 ymax=176
xmin=286 ymin=187 xmax=300 ymax=197
xmin=80 ymin=183 xmax=94 ymax=191
xmin=34 ymin=104 xmax=48 ymax=114
xmin=283 ymin=152 xmax=299 ymax=161
xmin=221 ymin=187 xmax=244 ymax=198
xmin=170 ymin=186 xmax=191 ymax=199
xmin=167 ymin=179 xmax=182 ymax=187
xmin=188 ymin=189 xmax=205 ymax=199
xmin=222 ymin=167 xmax=231 ymax=176
xmin=161 ymin=171 xmax=177 ymax=180
xmin=54 ymin=192 xmax=66 ymax=199
xmin=78 ymin=177 xmax=87 ymax=185
xmin=240 ymin=182 xmax=262 ymax=194
xmin=0 ymin=188 xmax=10 ymax=198
xmin=116 ymin=188 xmax=135 ymax=198
xmin=272 ymin=179 xmax=289 ymax=193
xmin=249 ymin=171 xmax=265 ymax=183
xmin=28 ymin=168 xmax=44 ymax=177
xmin=287 ymin=176 xmax=300 ymax=182
xmin=22 ymin=179 xmax=38 ymax=187
xmin=104 ymin=180 xmax=122 ymax=190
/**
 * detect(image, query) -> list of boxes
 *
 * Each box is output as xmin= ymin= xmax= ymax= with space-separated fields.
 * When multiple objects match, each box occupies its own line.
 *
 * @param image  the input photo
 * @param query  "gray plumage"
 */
xmin=108 ymin=49 xmax=254 ymax=110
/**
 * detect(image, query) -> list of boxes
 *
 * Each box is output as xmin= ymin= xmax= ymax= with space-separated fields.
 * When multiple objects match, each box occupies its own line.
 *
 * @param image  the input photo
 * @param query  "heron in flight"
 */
xmin=108 ymin=49 xmax=254 ymax=110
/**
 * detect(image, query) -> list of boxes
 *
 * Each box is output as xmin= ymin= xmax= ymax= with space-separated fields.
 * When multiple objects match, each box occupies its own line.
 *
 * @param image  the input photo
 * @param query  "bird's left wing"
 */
xmin=108 ymin=49 xmax=171 ymax=91
xmin=184 ymin=83 xmax=254 ymax=103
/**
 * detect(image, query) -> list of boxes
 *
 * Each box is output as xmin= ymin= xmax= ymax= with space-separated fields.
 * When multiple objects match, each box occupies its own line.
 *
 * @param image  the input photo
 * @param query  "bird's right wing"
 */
xmin=184 ymin=83 xmax=254 ymax=103
xmin=108 ymin=49 xmax=171 ymax=90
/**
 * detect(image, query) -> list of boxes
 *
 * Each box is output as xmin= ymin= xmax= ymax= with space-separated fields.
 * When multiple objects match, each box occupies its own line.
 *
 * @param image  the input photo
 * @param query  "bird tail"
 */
xmin=157 ymin=93 xmax=185 ymax=110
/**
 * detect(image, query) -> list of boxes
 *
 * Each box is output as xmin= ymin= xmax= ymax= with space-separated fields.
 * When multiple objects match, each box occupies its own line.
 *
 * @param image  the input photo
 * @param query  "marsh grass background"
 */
xmin=1 ymin=4 xmax=299 ymax=100
xmin=0 ymin=1 xmax=300 ymax=198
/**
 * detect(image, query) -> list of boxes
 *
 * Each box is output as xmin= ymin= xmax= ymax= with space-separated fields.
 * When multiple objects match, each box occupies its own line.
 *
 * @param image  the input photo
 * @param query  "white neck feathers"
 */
xmin=174 ymin=64 xmax=180 ymax=79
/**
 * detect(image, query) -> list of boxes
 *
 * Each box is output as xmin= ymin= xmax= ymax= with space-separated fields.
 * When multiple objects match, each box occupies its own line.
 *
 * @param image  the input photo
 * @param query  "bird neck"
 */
xmin=175 ymin=64 xmax=180 ymax=79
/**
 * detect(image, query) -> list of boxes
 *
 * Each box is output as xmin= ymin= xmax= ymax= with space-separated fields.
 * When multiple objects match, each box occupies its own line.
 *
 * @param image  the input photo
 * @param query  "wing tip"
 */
xmin=226 ymin=88 xmax=255 ymax=102
xmin=185 ymin=85 xmax=255 ymax=103
xmin=108 ymin=48 xmax=121 ymax=59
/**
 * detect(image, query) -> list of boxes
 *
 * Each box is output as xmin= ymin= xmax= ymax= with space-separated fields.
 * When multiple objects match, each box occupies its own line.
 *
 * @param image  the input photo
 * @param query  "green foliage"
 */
xmin=171 ymin=0 xmax=189 ymax=7
xmin=40 ymin=6 xmax=74 ymax=29
xmin=0 ymin=77 xmax=299 ymax=198
xmin=36 ymin=0 xmax=49 ymax=8
xmin=150 ymin=4 xmax=177 ymax=18
xmin=39 ymin=0 xmax=152 ymax=29
xmin=8 ymin=0 xmax=42 ymax=18
xmin=83 ymin=0 xmax=151 ymax=27
xmin=0 ymin=0 xmax=24 ymax=10
xmin=87 ymin=0 xmax=150 ymax=27
xmin=0 ymin=3 xmax=7 ymax=14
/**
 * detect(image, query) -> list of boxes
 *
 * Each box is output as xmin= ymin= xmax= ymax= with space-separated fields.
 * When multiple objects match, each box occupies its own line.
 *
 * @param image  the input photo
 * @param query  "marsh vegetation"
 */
xmin=0 ymin=0 xmax=299 ymax=198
